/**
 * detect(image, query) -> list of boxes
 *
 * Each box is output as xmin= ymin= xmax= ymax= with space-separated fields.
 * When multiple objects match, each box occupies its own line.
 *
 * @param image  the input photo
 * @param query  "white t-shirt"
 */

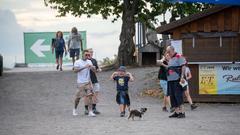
xmin=74 ymin=59 xmax=93 ymax=84
xmin=185 ymin=67 xmax=191 ymax=79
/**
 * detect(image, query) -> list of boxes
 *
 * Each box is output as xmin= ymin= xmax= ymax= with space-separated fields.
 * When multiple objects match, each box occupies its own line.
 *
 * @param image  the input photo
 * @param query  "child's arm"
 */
xmin=126 ymin=72 xmax=134 ymax=81
xmin=110 ymin=72 xmax=118 ymax=80
xmin=161 ymin=63 xmax=168 ymax=68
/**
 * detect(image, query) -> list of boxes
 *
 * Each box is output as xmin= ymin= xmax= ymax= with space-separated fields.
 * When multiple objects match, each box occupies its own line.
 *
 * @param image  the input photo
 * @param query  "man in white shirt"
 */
xmin=72 ymin=50 xmax=96 ymax=117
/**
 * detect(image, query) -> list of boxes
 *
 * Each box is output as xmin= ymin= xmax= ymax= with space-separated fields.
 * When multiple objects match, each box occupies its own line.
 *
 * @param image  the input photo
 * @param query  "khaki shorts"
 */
xmin=75 ymin=82 xmax=93 ymax=98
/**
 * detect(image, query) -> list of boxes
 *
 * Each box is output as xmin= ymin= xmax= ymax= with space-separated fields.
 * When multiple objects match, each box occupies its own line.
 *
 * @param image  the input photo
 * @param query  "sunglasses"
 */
xmin=85 ymin=54 xmax=91 ymax=57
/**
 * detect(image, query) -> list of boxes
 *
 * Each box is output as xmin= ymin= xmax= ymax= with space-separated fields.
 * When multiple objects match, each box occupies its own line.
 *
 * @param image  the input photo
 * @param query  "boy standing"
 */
xmin=110 ymin=66 xmax=134 ymax=117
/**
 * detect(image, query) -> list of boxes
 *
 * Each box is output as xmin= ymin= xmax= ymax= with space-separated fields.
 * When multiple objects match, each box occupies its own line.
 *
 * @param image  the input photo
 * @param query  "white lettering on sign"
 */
xmin=30 ymin=39 xmax=50 ymax=57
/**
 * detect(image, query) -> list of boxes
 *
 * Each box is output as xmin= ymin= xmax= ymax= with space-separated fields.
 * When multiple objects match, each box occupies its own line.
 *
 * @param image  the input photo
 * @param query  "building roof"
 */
xmin=156 ymin=6 xmax=231 ymax=34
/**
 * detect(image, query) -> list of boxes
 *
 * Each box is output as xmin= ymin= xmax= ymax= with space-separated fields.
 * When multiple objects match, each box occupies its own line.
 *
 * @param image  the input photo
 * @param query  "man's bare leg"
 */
xmin=73 ymin=97 xmax=80 ymax=116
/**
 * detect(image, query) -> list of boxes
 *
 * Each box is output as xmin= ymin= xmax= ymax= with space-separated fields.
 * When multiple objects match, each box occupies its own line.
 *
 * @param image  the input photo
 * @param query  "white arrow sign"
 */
xmin=30 ymin=39 xmax=50 ymax=57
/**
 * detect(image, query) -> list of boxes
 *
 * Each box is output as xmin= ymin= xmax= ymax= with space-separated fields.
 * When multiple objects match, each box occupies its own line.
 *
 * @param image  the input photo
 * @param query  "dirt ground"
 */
xmin=0 ymin=67 xmax=240 ymax=135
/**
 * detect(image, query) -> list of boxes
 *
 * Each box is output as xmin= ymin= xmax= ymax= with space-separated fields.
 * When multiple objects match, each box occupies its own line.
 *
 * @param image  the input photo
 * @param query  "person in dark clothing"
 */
xmin=84 ymin=48 xmax=101 ymax=115
xmin=110 ymin=66 xmax=134 ymax=117
xmin=158 ymin=53 xmax=171 ymax=112
xmin=166 ymin=45 xmax=187 ymax=118
xmin=52 ymin=31 xmax=66 ymax=71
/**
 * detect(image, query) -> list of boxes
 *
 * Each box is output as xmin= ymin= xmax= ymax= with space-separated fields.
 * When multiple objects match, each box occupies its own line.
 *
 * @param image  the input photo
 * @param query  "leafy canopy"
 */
xmin=44 ymin=0 xmax=212 ymax=24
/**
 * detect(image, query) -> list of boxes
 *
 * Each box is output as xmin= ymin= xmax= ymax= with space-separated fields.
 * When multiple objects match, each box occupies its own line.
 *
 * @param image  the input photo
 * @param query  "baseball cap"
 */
xmin=118 ymin=66 xmax=126 ymax=72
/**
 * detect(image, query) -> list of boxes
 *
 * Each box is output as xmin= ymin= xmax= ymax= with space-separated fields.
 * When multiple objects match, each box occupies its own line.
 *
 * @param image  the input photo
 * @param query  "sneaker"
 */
xmin=162 ymin=107 xmax=168 ymax=112
xmin=120 ymin=111 xmax=125 ymax=117
xmin=169 ymin=112 xmax=179 ymax=118
xmin=93 ymin=109 xmax=101 ymax=115
xmin=56 ymin=65 xmax=59 ymax=70
xmin=84 ymin=110 xmax=89 ymax=115
xmin=73 ymin=109 xmax=78 ymax=116
xmin=191 ymin=104 xmax=198 ymax=110
xmin=88 ymin=111 xmax=96 ymax=117
xmin=177 ymin=112 xmax=186 ymax=118
xmin=60 ymin=67 xmax=63 ymax=71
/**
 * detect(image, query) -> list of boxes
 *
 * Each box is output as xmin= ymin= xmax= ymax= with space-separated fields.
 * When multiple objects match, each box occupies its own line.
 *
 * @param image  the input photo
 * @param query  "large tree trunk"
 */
xmin=117 ymin=2 xmax=136 ymax=66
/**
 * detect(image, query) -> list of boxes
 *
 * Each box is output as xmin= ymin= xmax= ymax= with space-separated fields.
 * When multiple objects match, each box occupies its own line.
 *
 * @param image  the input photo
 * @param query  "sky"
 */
xmin=0 ymin=0 xmax=122 ymax=68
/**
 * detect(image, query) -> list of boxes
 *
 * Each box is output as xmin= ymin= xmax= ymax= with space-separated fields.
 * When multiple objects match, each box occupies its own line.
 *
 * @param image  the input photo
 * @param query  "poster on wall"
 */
xmin=171 ymin=40 xmax=182 ymax=54
xmin=199 ymin=64 xmax=240 ymax=95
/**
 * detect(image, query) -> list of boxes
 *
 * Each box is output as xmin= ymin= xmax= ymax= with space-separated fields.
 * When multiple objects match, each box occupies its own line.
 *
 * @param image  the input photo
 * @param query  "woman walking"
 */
xmin=52 ymin=31 xmax=66 ymax=71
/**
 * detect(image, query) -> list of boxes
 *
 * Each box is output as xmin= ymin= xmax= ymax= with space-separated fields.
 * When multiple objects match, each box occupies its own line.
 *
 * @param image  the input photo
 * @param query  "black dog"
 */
xmin=128 ymin=108 xmax=147 ymax=120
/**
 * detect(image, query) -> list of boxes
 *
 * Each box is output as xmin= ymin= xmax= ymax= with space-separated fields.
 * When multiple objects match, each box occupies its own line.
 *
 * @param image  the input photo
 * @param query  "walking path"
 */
xmin=0 ymin=67 xmax=239 ymax=135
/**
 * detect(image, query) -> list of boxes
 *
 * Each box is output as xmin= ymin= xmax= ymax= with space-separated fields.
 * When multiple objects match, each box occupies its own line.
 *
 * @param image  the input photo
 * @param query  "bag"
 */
xmin=179 ymin=79 xmax=188 ymax=88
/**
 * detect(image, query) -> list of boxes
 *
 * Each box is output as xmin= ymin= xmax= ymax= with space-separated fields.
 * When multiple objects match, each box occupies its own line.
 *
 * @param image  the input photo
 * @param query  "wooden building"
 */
xmin=156 ymin=6 xmax=240 ymax=102
xmin=138 ymin=44 xmax=161 ymax=66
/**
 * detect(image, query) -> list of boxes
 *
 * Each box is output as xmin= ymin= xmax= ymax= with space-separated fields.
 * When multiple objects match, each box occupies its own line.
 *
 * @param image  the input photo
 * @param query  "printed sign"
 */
xmin=24 ymin=31 xmax=86 ymax=64
xmin=199 ymin=64 xmax=240 ymax=95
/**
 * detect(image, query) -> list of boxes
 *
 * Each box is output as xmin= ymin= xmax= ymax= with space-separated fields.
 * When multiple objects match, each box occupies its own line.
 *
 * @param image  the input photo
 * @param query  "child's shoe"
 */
xmin=120 ymin=111 xmax=125 ymax=117
xmin=191 ymin=104 xmax=198 ymax=110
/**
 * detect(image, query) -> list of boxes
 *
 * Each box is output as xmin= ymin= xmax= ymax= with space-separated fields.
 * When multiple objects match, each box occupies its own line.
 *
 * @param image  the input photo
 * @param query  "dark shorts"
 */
xmin=70 ymin=49 xmax=80 ymax=58
xmin=116 ymin=91 xmax=130 ymax=106
xmin=168 ymin=80 xmax=184 ymax=108
xmin=55 ymin=50 xmax=64 ymax=59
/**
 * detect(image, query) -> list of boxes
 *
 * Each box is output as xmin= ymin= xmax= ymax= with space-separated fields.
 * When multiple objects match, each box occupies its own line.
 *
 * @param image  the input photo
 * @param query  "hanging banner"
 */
xmin=199 ymin=64 xmax=240 ymax=95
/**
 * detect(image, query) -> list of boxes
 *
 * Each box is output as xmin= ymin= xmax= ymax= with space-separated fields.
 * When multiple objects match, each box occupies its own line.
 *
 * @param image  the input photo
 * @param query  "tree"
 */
xmin=44 ymin=0 xmax=212 ymax=66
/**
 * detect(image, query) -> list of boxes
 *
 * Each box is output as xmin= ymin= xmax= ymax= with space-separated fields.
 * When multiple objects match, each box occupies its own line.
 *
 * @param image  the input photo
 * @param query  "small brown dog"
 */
xmin=128 ymin=108 xmax=147 ymax=120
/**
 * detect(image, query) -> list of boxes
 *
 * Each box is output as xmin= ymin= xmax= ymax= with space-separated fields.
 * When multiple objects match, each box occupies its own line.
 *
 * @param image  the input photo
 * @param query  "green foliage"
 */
xmin=99 ymin=54 xmax=117 ymax=66
xmin=44 ymin=0 xmax=212 ymax=25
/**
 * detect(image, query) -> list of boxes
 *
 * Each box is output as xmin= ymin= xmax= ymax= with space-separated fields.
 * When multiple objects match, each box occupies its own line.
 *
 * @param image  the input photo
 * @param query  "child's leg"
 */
xmin=127 ymin=105 xmax=131 ymax=112
xmin=123 ymin=105 xmax=126 ymax=112
xmin=185 ymin=89 xmax=193 ymax=105
xmin=119 ymin=104 xmax=124 ymax=112
xmin=163 ymin=96 xmax=167 ymax=107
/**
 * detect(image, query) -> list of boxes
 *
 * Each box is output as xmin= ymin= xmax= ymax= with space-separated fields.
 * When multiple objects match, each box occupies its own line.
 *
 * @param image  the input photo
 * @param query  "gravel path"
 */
xmin=0 ymin=67 xmax=240 ymax=135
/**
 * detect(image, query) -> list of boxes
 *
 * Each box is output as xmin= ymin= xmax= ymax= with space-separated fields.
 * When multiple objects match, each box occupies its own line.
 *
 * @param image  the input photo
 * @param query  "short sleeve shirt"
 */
xmin=158 ymin=61 xmax=168 ymax=81
xmin=74 ymin=59 xmax=93 ymax=84
xmin=69 ymin=33 xmax=82 ymax=49
xmin=167 ymin=53 xmax=186 ymax=81
xmin=113 ymin=76 xmax=130 ymax=91
xmin=184 ymin=67 xmax=191 ymax=79
xmin=54 ymin=38 xmax=65 ymax=51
